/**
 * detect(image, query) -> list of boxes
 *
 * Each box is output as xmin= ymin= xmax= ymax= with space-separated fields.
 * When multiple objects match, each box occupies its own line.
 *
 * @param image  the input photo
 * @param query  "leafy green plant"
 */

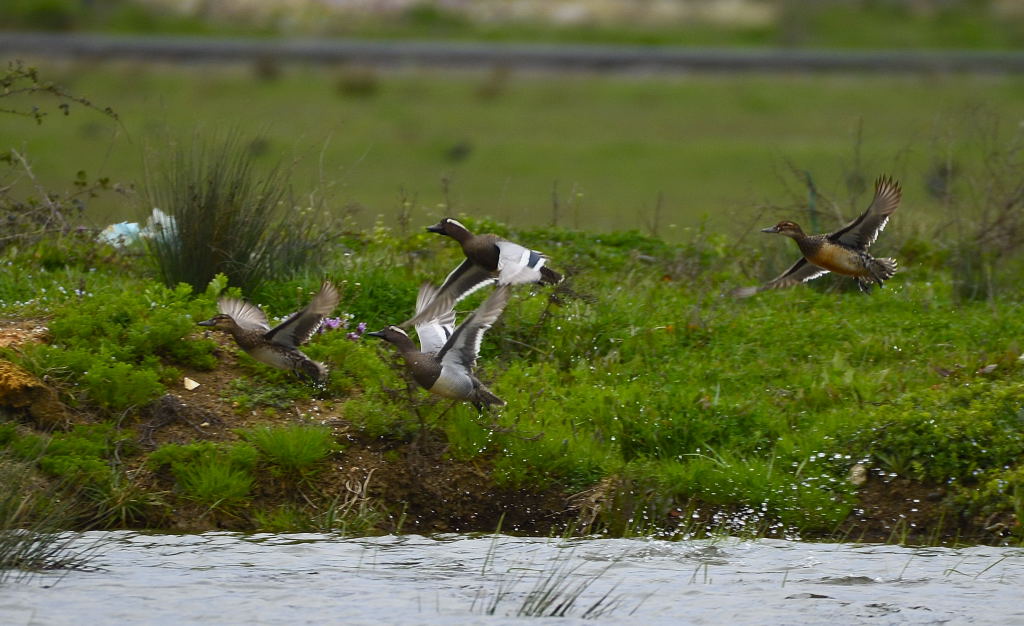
xmin=86 ymin=471 xmax=165 ymax=529
xmin=13 ymin=280 xmax=217 ymax=411
xmin=8 ymin=423 xmax=127 ymax=488
xmin=845 ymin=382 xmax=1024 ymax=484
xmin=176 ymin=457 xmax=254 ymax=511
xmin=227 ymin=377 xmax=311 ymax=412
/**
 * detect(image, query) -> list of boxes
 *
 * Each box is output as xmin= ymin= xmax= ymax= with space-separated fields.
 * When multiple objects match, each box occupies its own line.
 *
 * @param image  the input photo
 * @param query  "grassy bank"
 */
xmin=1 ymin=61 xmax=1022 ymax=234
xmin=1 ymin=216 xmax=1023 ymax=544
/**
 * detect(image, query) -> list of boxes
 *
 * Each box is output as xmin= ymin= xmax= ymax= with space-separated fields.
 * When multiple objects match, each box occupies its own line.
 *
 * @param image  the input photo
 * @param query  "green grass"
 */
xmin=240 ymin=424 xmax=337 ymax=478
xmin=148 ymin=441 xmax=258 ymax=512
xmin=3 ymin=59 xmax=1024 ymax=539
xmin=2 ymin=63 xmax=1023 ymax=239
xmin=0 ymin=453 xmax=97 ymax=582
xmin=2 ymin=220 xmax=1023 ymax=539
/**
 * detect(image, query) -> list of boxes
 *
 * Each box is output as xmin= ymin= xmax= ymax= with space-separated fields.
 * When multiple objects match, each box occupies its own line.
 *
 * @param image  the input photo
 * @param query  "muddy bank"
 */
xmin=0 ymin=365 xmax=1011 ymax=545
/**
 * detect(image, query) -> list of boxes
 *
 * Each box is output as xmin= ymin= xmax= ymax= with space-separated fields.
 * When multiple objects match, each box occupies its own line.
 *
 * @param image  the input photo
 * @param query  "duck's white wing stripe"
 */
xmin=414 ymin=282 xmax=456 ymax=354
xmin=732 ymin=257 xmax=829 ymax=298
xmin=403 ymin=260 xmax=494 ymax=328
xmin=832 ymin=176 xmax=901 ymax=249
xmin=418 ymin=320 xmax=453 ymax=355
xmin=438 ymin=285 xmax=512 ymax=371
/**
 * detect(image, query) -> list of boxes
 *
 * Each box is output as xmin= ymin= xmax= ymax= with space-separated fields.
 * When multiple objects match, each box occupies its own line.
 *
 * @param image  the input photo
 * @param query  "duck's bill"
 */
xmin=760 ymin=225 xmax=781 ymax=233
xmin=196 ymin=318 xmax=217 ymax=326
xmin=425 ymin=222 xmax=445 ymax=234
xmin=364 ymin=330 xmax=385 ymax=338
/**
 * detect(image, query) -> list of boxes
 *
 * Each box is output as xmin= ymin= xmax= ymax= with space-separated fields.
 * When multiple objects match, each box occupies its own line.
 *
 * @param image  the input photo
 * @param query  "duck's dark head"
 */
xmin=426 ymin=218 xmax=470 ymax=239
xmin=761 ymin=220 xmax=805 ymax=238
xmin=197 ymin=313 xmax=237 ymax=331
xmin=365 ymin=325 xmax=411 ymax=345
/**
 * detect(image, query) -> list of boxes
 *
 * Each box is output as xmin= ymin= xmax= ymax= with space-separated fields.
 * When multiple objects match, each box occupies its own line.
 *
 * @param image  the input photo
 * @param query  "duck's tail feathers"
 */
xmin=729 ymin=285 xmax=762 ymax=298
xmin=297 ymin=359 xmax=329 ymax=384
xmin=472 ymin=386 xmax=506 ymax=410
xmin=540 ymin=266 xmax=563 ymax=285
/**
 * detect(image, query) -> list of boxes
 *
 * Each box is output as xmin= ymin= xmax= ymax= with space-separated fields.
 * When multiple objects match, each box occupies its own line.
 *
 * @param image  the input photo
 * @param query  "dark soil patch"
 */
xmin=335 ymin=432 xmax=574 ymax=534
xmin=838 ymin=470 xmax=1017 ymax=545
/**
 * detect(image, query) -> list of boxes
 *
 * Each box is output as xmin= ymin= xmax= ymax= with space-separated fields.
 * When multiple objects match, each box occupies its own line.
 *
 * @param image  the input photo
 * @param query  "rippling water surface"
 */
xmin=2 ymin=532 xmax=1022 ymax=625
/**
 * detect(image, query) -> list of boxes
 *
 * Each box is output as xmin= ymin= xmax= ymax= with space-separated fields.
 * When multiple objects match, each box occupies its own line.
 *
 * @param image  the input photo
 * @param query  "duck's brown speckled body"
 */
xmin=198 ymin=282 xmax=339 ymax=382
xmin=734 ymin=175 xmax=902 ymax=297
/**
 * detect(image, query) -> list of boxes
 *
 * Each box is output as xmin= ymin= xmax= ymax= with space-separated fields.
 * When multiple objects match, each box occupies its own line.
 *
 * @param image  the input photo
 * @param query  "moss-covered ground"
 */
xmin=2 ymin=218 xmax=1023 ymax=545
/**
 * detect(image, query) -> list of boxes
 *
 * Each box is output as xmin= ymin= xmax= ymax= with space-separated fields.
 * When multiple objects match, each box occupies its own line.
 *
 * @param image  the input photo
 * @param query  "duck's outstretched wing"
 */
xmin=266 ymin=281 xmax=340 ymax=347
xmin=494 ymin=241 xmax=550 ymax=285
xmin=413 ymin=282 xmax=456 ymax=355
xmin=731 ymin=258 xmax=829 ymax=298
xmin=218 ymin=297 xmax=271 ymax=331
xmin=829 ymin=175 xmax=902 ymax=249
xmin=402 ymin=259 xmax=495 ymax=329
xmin=438 ymin=285 xmax=512 ymax=371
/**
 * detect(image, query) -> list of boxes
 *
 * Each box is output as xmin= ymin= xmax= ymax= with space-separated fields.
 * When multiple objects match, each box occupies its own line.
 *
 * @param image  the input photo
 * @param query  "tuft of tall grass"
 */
xmin=240 ymin=424 xmax=337 ymax=478
xmin=148 ymin=441 xmax=258 ymax=512
xmin=143 ymin=132 xmax=338 ymax=292
xmin=312 ymin=469 xmax=384 ymax=535
xmin=0 ymin=454 xmax=98 ymax=582
xmin=175 ymin=457 xmax=254 ymax=512
xmin=473 ymin=545 xmax=624 ymax=619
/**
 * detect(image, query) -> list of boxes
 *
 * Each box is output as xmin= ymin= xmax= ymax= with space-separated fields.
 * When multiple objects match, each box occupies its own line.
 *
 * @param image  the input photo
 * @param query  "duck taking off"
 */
xmin=369 ymin=282 xmax=512 ymax=411
xmin=403 ymin=218 xmax=561 ymax=328
xmin=198 ymin=281 xmax=339 ymax=383
xmin=733 ymin=175 xmax=901 ymax=297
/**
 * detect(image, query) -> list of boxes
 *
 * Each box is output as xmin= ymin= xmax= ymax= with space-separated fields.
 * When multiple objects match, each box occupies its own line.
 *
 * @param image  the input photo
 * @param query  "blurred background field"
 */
xmin=3 ymin=0 xmax=1023 ymax=238
xmin=2 ymin=62 xmax=1022 ymax=237
xmin=3 ymin=0 xmax=1024 ymax=49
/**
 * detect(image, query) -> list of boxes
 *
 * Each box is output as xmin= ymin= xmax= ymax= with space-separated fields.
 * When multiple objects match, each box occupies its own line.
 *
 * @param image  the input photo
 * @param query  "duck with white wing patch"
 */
xmin=403 ymin=218 xmax=561 ymax=328
xmin=368 ymin=282 xmax=511 ymax=411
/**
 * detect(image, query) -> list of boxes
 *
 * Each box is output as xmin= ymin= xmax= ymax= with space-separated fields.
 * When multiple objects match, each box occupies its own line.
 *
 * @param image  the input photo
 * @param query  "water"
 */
xmin=2 ymin=532 xmax=1022 ymax=625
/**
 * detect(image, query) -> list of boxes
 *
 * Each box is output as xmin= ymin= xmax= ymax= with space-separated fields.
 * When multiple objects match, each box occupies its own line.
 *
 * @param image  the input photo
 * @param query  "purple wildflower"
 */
xmin=346 ymin=322 xmax=367 ymax=342
xmin=321 ymin=317 xmax=344 ymax=332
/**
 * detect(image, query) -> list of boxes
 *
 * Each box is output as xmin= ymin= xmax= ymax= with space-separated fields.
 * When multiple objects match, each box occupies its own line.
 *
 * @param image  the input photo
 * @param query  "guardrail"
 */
xmin=2 ymin=32 xmax=1023 ymax=73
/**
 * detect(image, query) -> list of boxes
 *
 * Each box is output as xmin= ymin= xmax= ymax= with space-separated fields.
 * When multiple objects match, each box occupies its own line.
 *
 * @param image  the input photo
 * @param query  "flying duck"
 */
xmin=403 ymin=218 xmax=561 ymax=328
xmin=198 ymin=281 xmax=339 ymax=382
xmin=368 ymin=282 xmax=512 ymax=410
xmin=733 ymin=175 xmax=902 ymax=297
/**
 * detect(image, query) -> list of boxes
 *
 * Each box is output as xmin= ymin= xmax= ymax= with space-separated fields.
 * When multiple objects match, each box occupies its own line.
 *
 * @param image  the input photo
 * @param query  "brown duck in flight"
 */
xmin=733 ymin=175 xmax=902 ymax=297
xmin=198 ymin=282 xmax=339 ymax=382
